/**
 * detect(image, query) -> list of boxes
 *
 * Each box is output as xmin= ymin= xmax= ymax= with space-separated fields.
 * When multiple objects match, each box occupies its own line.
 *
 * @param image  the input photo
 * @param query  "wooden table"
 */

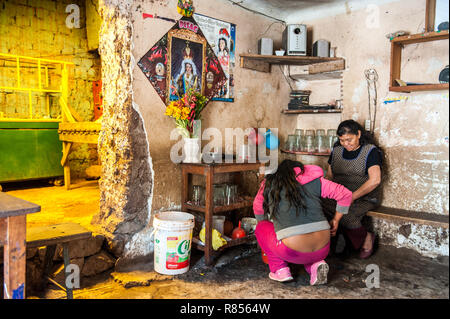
xmin=181 ymin=161 xmax=265 ymax=266
xmin=0 ymin=193 xmax=40 ymax=299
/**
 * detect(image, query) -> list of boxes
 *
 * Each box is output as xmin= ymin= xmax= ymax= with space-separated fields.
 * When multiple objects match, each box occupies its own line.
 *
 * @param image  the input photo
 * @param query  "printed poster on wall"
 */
xmin=194 ymin=13 xmax=236 ymax=102
xmin=137 ymin=16 xmax=227 ymax=107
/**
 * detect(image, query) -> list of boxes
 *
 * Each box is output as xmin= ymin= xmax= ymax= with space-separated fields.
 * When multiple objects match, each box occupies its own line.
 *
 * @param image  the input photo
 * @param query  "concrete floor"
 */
xmin=3 ymin=179 xmax=449 ymax=300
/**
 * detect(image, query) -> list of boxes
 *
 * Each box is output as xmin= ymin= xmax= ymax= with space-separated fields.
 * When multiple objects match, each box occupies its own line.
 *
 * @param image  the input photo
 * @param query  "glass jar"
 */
xmin=293 ymin=135 xmax=302 ymax=151
xmin=213 ymin=184 xmax=225 ymax=206
xmin=326 ymin=129 xmax=338 ymax=152
xmin=285 ymin=135 xmax=296 ymax=151
xmin=316 ymin=129 xmax=326 ymax=136
xmin=305 ymin=129 xmax=315 ymax=137
xmin=316 ymin=135 xmax=327 ymax=153
xmin=225 ymin=184 xmax=238 ymax=205
xmin=304 ymin=135 xmax=315 ymax=152
xmin=295 ymin=129 xmax=304 ymax=137
xmin=192 ymin=185 xmax=204 ymax=206
xmin=327 ymin=129 xmax=337 ymax=137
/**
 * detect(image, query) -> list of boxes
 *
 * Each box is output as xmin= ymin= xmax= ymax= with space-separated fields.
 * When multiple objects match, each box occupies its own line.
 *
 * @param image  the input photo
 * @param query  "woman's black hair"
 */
xmin=262 ymin=159 xmax=307 ymax=221
xmin=335 ymin=119 xmax=378 ymax=147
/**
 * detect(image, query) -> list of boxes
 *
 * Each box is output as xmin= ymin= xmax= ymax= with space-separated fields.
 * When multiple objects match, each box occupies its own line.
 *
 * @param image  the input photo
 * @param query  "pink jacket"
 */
xmin=253 ymin=165 xmax=352 ymax=219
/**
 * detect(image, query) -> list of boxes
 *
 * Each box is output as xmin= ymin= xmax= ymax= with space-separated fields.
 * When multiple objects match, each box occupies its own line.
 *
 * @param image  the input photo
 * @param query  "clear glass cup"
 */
xmin=326 ymin=130 xmax=338 ymax=152
xmin=304 ymin=135 xmax=315 ymax=152
xmin=294 ymin=135 xmax=302 ymax=151
xmin=305 ymin=129 xmax=315 ymax=137
xmin=231 ymin=184 xmax=238 ymax=202
xmin=225 ymin=183 xmax=237 ymax=205
xmin=285 ymin=135 xmax=296 ymax=151
xmin=316 ymin=129 xmax=326 ymax=136
xmin=213 ymin=184 xmax=225 ymax=206
xmin=316 ymin=135 xmax=327 ymax=153
xmin=327 ymin=129 xmax=337 ymax=137
xmin=295 ymin=129 xmax=304 ymax=137
xmin=192 ymin=185 xmax=204 ymax=206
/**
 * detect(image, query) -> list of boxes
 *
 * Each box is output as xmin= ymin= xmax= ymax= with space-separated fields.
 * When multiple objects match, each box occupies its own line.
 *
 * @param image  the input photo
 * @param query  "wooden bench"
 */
xmin=367 ymin=206 xmax=449 ymax=229
xmin=26 ymin=223 xmax=92 ymax=299
xmin=0 ymin=193 xmax=40 ymax=299
xmin=2 ymin=222 xmax=92 ymax=299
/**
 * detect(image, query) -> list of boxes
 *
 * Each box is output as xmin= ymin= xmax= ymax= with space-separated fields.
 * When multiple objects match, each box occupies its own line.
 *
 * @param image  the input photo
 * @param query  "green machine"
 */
xmin=0 ymin=121 xmax=63 ymax=186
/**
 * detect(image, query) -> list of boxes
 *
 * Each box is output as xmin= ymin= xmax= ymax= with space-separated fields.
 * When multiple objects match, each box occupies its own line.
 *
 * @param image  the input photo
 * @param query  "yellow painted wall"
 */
xmin=0 ymin=0 xmax=101 ymax=178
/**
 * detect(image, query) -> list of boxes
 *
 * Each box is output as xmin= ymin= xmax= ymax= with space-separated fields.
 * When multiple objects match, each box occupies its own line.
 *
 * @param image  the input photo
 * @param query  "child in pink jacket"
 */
xmin=253 ymin=160 xmax=352 ymax=285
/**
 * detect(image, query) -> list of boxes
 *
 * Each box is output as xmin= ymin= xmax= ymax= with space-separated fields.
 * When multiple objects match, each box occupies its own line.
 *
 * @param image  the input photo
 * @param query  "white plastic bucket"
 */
xmin=153 ymin=211 xmax=195 ymax=275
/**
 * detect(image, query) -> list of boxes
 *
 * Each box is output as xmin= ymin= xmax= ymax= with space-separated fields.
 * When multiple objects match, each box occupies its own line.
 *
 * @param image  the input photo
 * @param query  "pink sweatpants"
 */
xmin=255 ymin=220 xmax=330 ymax=274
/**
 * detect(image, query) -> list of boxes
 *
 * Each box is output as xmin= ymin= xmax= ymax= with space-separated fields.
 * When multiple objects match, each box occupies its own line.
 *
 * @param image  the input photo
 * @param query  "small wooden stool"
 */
xmin=26 ymin=223 xmax=92 ymax=299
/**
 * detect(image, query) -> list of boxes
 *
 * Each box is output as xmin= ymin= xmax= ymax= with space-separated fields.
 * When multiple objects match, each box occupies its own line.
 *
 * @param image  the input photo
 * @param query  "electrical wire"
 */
xmin=279 ymin=65 xmax=294 ymax=91
xmin=257 ymin=20 xmax=286 ymax=39
xmin=225 ymin=0 xmax=285 ymax=23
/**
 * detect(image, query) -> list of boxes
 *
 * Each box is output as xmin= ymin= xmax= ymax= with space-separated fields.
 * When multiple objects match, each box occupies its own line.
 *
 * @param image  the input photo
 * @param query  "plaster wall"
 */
xmin=131 ymin=0 xmax=288 ymax=213
xmin=287 ymin=0 xmax=449 ymax=216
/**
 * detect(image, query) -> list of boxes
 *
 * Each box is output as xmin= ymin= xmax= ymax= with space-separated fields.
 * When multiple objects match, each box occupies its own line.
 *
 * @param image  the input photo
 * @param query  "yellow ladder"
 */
xmin=0 ymin=53 xmax=74 ymax=121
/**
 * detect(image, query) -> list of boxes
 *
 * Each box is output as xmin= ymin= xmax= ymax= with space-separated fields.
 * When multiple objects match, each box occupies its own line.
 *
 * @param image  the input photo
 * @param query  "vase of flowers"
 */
xmin=165 ymin=88 xmax=208 ymax=163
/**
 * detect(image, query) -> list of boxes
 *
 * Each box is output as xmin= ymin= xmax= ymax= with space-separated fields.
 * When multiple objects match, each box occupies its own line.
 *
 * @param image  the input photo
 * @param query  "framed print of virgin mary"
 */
xmin=138 ymin=16 xmax=227 ymax=107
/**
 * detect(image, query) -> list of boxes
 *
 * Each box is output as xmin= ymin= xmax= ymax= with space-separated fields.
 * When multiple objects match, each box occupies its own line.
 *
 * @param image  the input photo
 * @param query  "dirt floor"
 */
xmin=2 ymin=179 xmax=449 ymax=300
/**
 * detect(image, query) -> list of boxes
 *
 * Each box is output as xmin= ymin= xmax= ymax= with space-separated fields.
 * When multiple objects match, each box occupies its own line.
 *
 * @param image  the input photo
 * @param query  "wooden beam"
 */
xmin=390 ymin=30 xmax=448 ymax=45
xmin=390 ymin=42 xmax=402 ymax=87
xmin=59 ymin=133 xmax=99 ymax=144
xmin=62 ymin=142 xmax=71 ymax=190
xmin=240 ymin=56 xmax=271 ymax=73
xmin=308 ymin=59 xmax=345 ymax=74
xmin=425 ymin=0 xmax=436 ymax=32
xmin=61 ymin=141 xmax=72 ymax=166
xmin=0 ymin=218 xmax=5 ymax=246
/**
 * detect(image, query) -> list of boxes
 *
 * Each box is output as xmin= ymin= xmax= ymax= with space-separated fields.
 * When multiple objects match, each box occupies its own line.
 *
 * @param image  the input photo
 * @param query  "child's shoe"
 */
xmin=268 ymin=267 xmax=293 ymax=282
xmin=309 ymin=260 xmax=329 ymax=286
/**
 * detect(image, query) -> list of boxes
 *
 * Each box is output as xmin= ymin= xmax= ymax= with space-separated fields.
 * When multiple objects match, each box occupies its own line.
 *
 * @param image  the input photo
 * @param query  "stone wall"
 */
xmin=91 ymin=0 xmax=152 ymax=263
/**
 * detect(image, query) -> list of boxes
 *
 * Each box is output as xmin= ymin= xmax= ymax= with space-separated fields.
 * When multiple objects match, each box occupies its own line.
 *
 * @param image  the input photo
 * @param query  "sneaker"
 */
xmin=269 ymin=267 xmax=293 ymax=282
xmin=309 ymin=260 xmax=329 ymax=286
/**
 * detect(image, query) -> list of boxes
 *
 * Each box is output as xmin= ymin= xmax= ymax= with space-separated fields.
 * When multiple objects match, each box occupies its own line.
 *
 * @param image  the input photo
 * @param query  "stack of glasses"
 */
xmin=192 ymin=183 xmax=239 ymax=207
xmin=284 ymin=129 xmax=339 ymax=153
xmin=213 ymin=184 xmax=239 ymax=206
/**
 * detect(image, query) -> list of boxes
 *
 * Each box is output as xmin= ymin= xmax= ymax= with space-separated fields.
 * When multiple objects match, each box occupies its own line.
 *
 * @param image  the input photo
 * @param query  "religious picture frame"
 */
xmin=138 ymin=16 xmax=227 ymax=108
xmin=167 ymin=27 xmax=207 ymax=103
xmin=194 ymin=13 xmax=236 ymax=102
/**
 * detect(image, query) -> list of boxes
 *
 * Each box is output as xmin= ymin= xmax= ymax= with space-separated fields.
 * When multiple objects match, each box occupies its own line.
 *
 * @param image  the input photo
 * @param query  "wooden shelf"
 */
xmin=389 ymin=30 xmax=449 ymax=92
xmin=281 ymin=149 xmax=331 ymax=156
xmin=391 ymin=30 xmax=449 ymax=44
xmin=289 ymin=71 xmax=343 ymax=81
xmin=193 ymin=234 xmax=256 ymax=253
xmin=184 ymin=198 xmax=253 ymax=214
xmin=240 ymin=53 xmax=345 ymax=73
xmin=181 ymin=162 xmax=265 ymax=266
xmin=389 ymin=83 xmax=449 ymax=93
xmin=282 ymin=108 xmax=342 ymax=114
